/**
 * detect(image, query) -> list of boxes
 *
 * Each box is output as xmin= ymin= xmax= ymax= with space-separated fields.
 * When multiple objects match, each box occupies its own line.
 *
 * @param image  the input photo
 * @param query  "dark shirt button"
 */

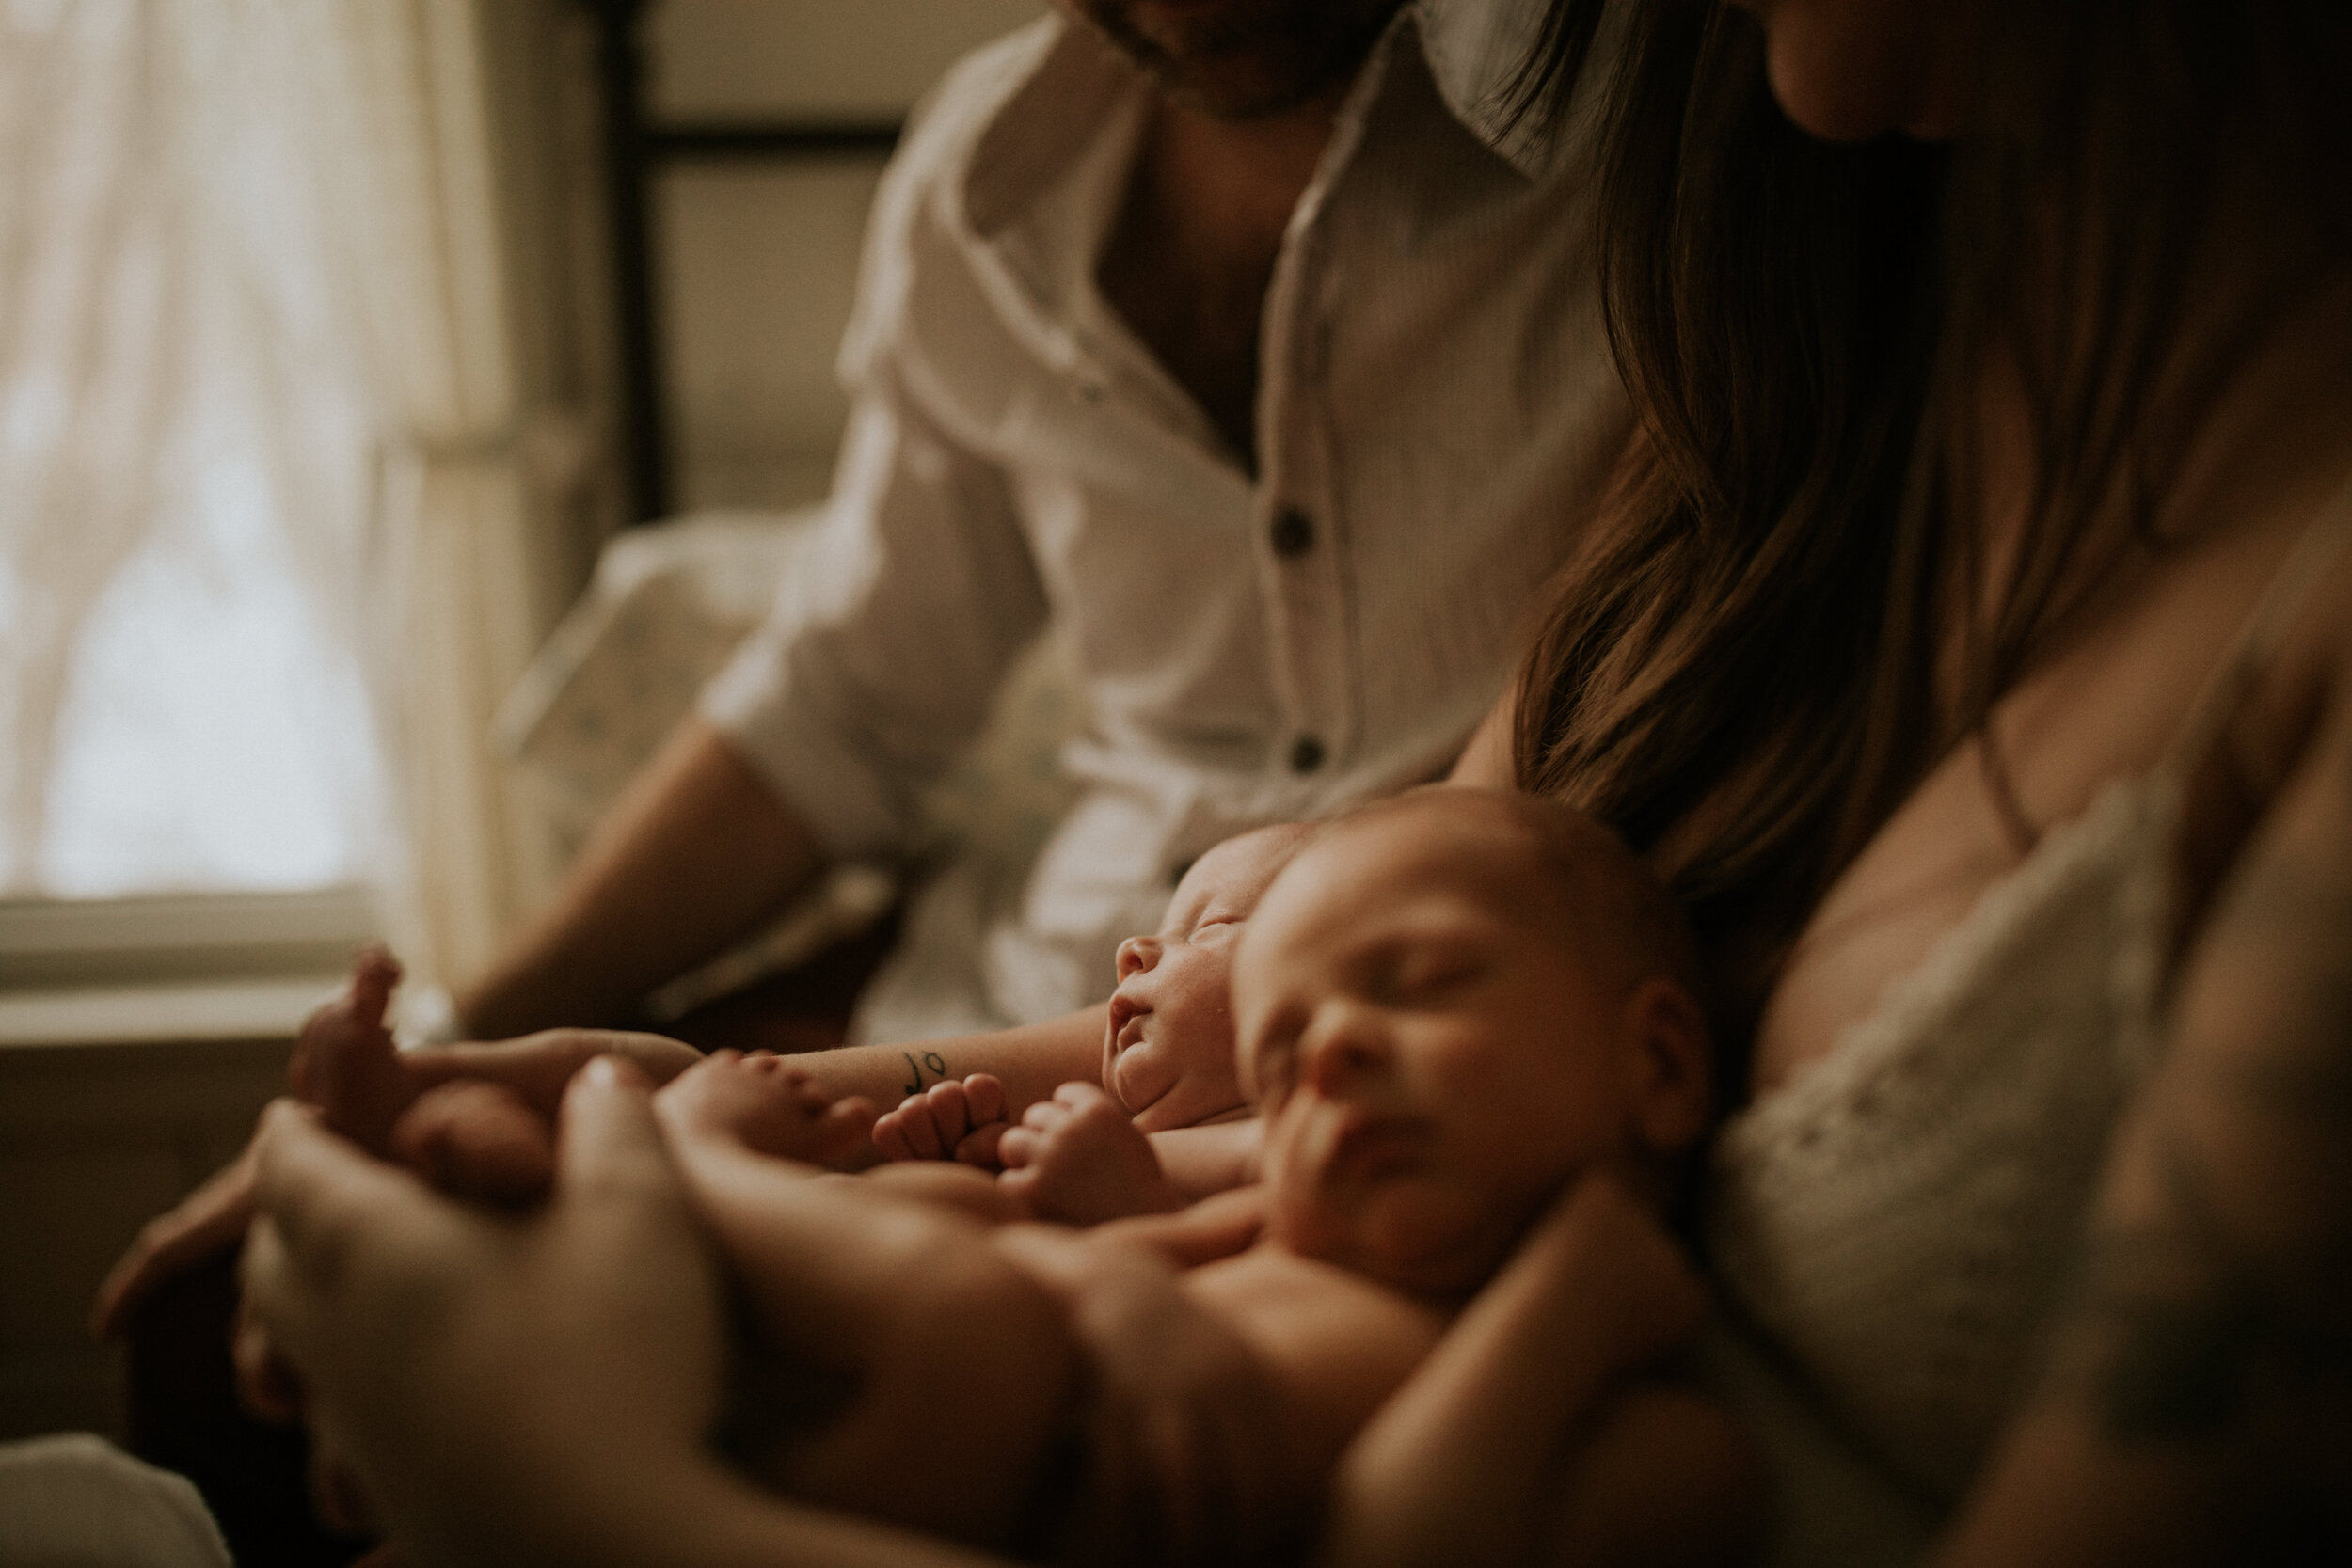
xmin=1270 ymin=508 xmax=1314 ymax=558
xmin=1289 ymin=735 xmax=1327 ymax=773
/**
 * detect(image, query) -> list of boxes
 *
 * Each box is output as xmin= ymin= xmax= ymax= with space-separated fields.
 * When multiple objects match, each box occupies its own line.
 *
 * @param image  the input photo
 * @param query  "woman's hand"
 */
xmin=240 ymin=1059 xmax=729 ymax=1568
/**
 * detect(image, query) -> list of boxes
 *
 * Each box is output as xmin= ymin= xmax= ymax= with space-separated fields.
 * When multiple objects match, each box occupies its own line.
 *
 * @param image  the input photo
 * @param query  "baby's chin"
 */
xmin=1110 ymin=1043 xmax=1244 ymax=1132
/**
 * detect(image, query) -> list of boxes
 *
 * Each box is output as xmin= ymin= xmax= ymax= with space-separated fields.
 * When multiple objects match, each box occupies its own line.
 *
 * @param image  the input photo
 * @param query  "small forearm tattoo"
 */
xmin=899 ymin=1049 xmax=948 ymax=1098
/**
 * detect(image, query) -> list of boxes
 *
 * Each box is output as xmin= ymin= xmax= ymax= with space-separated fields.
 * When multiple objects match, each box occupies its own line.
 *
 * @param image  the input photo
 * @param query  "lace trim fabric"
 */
xmin=1708 ymin=768 xmax=2179 ymax=1503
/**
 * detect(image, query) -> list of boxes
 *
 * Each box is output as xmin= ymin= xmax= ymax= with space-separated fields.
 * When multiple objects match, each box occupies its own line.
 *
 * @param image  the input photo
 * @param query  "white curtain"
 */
xmin=0 ymin=0 xmax=586 ymax=994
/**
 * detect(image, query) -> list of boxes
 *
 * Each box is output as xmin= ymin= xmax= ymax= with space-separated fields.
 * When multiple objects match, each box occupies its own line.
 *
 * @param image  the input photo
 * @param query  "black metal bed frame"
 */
xmin=582 ymin=0 xmax=902 ymax=523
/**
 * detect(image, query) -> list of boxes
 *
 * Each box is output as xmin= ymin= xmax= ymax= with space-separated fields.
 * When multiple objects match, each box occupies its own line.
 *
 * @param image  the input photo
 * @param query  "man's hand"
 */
xmin=93 ymin=1145 xmax=258 ymax=1340
xmin=999 ymin=1083 xmax=1185 ymax=1227
xmin=873 ymin=1073 xmax=1012 ymax=1166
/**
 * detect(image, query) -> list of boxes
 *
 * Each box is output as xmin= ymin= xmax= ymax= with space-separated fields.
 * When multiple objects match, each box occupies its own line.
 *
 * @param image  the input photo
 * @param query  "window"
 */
xmin=0 ymin=0 xmax=386 ymax=911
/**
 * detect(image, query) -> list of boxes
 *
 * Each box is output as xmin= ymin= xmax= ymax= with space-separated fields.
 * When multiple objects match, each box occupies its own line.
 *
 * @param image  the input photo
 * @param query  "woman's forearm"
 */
xmin=798 ymin=1006 xmax=1106 ymax=1123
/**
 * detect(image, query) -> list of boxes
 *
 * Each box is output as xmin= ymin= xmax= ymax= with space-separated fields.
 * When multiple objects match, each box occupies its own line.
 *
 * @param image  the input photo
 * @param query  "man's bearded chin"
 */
xmin=1073 ymin=0 xmax=1405 ymax=119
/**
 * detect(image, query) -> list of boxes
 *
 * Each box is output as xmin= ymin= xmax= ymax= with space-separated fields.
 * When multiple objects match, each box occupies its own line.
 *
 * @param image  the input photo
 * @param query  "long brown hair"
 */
xmin=1509 ymin=0 xmax=2352 ymax=1047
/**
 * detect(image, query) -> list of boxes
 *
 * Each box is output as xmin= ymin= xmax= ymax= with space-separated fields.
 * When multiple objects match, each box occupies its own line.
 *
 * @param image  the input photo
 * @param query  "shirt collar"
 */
xmin=959 ymin=0 xmax=1558 ymax=242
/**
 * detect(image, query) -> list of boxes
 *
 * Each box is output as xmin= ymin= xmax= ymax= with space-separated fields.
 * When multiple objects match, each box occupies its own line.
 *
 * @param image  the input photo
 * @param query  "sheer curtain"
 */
xmin=0 ymin=0 xmax=595 ymax=1000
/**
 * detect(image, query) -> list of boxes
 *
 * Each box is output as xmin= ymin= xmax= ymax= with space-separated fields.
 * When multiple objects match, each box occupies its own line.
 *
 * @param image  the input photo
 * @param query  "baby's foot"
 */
xmin=872 ymin=1073 xmax=1010 ymax=1167
xmin=389 ymin=1080 xmax=558 ymax=1207
xmin=655 ymin=1050 xmax=876 ymax=1165
xmin=288 ymin=947 xmax=417 ymax=1154
xmin=998 ymin=1081 xmax=1183 ymax=1226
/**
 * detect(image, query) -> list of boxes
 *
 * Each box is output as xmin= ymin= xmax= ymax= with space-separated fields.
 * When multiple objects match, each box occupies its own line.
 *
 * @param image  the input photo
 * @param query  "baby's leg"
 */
xmin=287 ymin=946 xmax=417 ymax=1152
xmin=656 ymin=1053 xmax=1074 ymax=1550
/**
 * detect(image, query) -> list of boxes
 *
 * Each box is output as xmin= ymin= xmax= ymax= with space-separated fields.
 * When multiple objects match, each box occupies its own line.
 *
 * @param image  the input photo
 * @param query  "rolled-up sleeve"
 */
xmin=700 ymin=363 xmax=1044 ymax=860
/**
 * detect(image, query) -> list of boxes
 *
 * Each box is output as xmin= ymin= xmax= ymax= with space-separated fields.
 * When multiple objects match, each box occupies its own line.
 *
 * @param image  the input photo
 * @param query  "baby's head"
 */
xmin=1103 ymin=821 xmax=1313 ymax=1132
xmin=1232 ymin=787 xmax=1712 ymax=1300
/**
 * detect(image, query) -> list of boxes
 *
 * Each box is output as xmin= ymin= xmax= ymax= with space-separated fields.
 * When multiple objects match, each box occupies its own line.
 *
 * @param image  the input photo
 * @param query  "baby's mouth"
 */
xmin=1106 ymin=996 xmax=1150 ymax=1055
xmin=1319 ymin=1111 xmax=1425 ymax=1185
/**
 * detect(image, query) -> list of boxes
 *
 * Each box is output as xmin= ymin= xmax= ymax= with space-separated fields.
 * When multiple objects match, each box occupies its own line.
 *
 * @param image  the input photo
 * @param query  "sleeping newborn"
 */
xmin=641 ymin=786 xmax=1758 ymax=1565
xmin=869 ymin=820 xmax=1311 ymax=1222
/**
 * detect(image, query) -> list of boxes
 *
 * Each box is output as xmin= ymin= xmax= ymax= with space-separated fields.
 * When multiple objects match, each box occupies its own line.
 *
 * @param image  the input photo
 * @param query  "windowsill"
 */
xmin=0 ymin=976 xmax=338 ymax=1049
xmin=0 ymin=884 xmax=376 ymax=1048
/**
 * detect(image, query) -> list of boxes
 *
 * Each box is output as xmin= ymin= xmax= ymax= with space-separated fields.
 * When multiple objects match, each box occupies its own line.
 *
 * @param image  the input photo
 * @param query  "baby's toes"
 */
xmin=998 ymin=1126 xmax=1040 ymax=1169
xmin=964 ymin=1073 xmax=1007 ymax=1127
xmin=893 ymin=1101 xmax=946 ymax=1160
xmin=872 ymin=1110 xmax=915 ymax=1163
xmin=924 ymin=1081 xmax=975 ymax=1144
xmin=955 ymin=1120 xmax=1008 ymax=1169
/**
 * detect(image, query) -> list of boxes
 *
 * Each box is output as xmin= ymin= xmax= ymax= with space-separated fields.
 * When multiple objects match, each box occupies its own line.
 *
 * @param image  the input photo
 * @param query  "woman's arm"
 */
xmin=1932 ymin=659 xmax=2352 ymax=1564
xmin=241 ymin=1064 xmax=1023 ymax=1568
xmin=1447 ymin=686 xmax=1518 ymax=789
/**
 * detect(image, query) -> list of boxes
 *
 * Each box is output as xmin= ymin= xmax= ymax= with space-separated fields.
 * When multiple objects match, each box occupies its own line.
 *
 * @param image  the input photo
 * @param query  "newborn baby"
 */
xmin=649 ymin=787 xmax=1758 ymax=1565
xmin=278 ymin=821 xmax=1312 ymax=1225
xmin=871 ymin=821 xmax=1310 ymax=1223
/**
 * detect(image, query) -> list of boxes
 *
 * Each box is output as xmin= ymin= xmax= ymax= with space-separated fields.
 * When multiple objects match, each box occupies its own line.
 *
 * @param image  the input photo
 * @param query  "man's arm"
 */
xmin=456 ymin=717 xmax=824 ymax=1039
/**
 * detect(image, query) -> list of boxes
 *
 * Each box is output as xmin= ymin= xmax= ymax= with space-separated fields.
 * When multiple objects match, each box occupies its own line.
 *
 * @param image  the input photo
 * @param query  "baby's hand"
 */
xmin=872 ymin=1073 xmax=1011 ymax=1167
xmin=654 ymin=1050 xmax=876 ymax=1166
xmin=999 ymin=1083 xmax=1184 ymax=1227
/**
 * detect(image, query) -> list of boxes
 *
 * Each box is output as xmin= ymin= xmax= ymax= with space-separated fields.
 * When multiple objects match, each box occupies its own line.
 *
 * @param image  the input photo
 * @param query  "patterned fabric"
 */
xmin=701 ymin=4 xmax=1629 ymax=1038
xmin=1706 ymin=483 xmax=2352 ymax=1563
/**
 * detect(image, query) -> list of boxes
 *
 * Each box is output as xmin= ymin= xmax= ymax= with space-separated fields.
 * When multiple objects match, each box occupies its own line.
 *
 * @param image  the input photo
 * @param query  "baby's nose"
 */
xmin=1300 ymin=1005 xmax=1387 ymax=1094
xmin=1116 ymin=933 xmax=1162 ymax=981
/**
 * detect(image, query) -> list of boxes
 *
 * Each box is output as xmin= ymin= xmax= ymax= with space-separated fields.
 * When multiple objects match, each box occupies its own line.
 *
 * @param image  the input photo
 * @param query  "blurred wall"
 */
xmin=646 ymin=0 xmax=1043 ymax=510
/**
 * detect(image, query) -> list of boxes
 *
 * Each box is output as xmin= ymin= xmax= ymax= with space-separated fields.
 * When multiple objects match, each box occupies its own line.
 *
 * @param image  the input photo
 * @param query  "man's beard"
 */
xmin=1073 ymin=0 xmax=1406 ymax=119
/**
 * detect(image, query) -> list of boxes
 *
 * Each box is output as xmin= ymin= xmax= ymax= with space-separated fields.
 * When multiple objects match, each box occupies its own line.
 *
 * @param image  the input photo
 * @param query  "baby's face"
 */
xmin=1232 ymin=798 xmax=1645 ymax=1299
xmin=1103 ymin=825 xmax=1306 ymax=1132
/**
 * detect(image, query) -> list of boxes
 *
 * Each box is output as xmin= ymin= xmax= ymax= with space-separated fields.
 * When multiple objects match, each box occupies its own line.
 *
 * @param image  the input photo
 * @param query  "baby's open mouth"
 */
xmin=1106 ymin=996 xmax=1150 ymax=1054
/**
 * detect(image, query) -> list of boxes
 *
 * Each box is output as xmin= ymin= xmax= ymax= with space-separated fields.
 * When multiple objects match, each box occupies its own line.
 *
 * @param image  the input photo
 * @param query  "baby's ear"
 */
xmin=1619 ymin=978 xmax=1711 ymax=1155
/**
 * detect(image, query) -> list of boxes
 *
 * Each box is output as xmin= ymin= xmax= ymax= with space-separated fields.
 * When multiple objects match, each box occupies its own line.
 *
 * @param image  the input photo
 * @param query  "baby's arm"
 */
xmin=1322 ymin=1175 xmax=1764 ymax=1568
xmin=1148 ymin=1117 xmax=1263 ymax=1203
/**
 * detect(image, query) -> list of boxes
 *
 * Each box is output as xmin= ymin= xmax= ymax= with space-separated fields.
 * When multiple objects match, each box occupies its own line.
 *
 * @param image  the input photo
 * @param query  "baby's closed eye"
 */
xmin=1371 ymin=944 xmax=1486 ymax=1006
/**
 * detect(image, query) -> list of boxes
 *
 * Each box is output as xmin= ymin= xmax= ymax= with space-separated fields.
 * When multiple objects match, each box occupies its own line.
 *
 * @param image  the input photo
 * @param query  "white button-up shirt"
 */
xmin=705 ymin=1 xmax=1629 ymax=1038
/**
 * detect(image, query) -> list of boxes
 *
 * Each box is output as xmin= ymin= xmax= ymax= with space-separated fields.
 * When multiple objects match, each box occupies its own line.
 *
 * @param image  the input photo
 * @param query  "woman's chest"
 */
xmin=1751 ymin=515 xmax=2320 ymax=1096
